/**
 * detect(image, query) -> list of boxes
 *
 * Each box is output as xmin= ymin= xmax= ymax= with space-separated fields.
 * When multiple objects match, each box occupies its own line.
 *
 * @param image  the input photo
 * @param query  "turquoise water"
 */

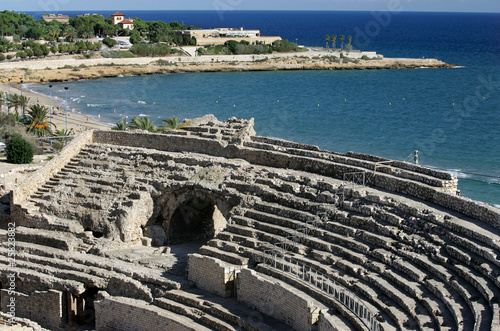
xmin=26 ymin=11 xmax=500 ymax=206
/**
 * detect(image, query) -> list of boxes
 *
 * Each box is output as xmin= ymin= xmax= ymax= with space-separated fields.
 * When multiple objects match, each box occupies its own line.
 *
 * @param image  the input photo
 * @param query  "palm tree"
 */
xmin=62 ymin=26 xmax=77 ymax=42
xmin=18 ymin=95 xmax=30 ymax=116
xmin=111 ymin=120 xmax=127 ymax=131
xmin=331 ymin=34 xmax=337 ymax=49
xmin=129 ymin=116 xmax=158 ymax=132
xmin=47 ymin=25 xmax=60 ymax=40
xmin=162 ymin=116 xmax=182 ymax=131
xmin=25 ymin=104 xmax=54 ymax=137
xmin=325 ymin=34 xmax=330 ymax=49
xmin=340 ymin=35 xmax=345 ymax=50
xmin=348 ymin=36 xmax=352 ymax=46
xmin=54 ymin=129 xmax=71 ymax=149
xmin=8 ymin=93 xmax=20 ymax=114
xmin=0 ymin=92 xmax=5 ymax=112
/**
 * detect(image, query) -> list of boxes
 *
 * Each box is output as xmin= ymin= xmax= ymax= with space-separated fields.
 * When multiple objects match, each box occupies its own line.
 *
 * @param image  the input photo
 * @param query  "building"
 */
xmin=176 ymin=28 xmax=281 ymax=46
xmin=111 ymin=11 xmax=134 ymax=30
xmin=118 ymin=19 xmax=134 ymax=30
xmin=76 ymin=13 xmax=104 ymax=18
xmin=41 ymin=14 xmax=70 ymax=24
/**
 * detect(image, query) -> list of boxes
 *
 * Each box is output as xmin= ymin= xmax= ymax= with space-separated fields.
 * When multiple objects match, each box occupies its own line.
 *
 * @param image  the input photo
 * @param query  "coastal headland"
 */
xmin=0 ymin=50 xmax=453 ymax=84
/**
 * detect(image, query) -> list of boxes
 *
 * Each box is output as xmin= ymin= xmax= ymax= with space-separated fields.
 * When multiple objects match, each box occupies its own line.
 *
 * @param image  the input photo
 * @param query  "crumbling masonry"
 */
xmin=1 ymin=115 xmax=500 ymax=331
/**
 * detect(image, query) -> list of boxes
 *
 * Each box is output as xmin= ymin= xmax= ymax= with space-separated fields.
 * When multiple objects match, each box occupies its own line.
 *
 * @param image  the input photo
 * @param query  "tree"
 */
xmin=8 ymin=93 xmax=20 ymax=114
xmin=111 ymin=120 xmax=127 ymax=131
xmin=348 ymin=36 xmax=352 ymax=45
xmin=331 ymin=34 xmax=337 ymax=49
xmin=130 ymin=32 xmax=142 ymax=44
xmin=25 ymin=104 xmax=53 ymax=137
xmin=46 ymin=25 xmax=60 ymax=40
xmin=41 ymin=44 xmax=50 ymax=56
xmin=129 ymin=116 xmax=158 ymax=132
xmin=340 ymin=35 xmax=345 ymax=50
xmin=62 ymin=25 xmax=76 ymax=42
xmin=6 ymin=135 xmax=34 ymax=164
xmin=325 ymin=35 xmax=330 ymax=49
xmin=50 ymin=45 xmax=59 ymax=54
xmin=162 ymin=116 xmax=181 ymax=131
xmin=0 ymin=92 xmax=5 ymax=112
xmin=16 ymin=51 xmax=27 ymax=59
xmin=33 ymin=47 xmax=44 ymax=57
xmin=18 ymin=95 xmax=30 ymax=116
xmin=26 ymin=49 xmax=34 ymax=58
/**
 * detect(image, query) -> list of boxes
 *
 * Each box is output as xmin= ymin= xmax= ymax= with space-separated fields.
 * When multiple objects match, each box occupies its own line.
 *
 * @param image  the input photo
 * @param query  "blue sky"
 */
xmin=3 ymin=0 xmax=500 ymax=13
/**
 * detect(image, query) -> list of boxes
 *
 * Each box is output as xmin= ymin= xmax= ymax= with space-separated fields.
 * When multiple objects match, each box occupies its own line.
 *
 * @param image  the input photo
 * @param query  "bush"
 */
xmin=101 ymin=50 xmax=135 ymax=58
xmin=6 ymin=135 xmax=34 ymax=164
xmin=0 ymin=53 xmax=5 ymax=61
xmin=103 ymin=37 xmax=117 ymax=48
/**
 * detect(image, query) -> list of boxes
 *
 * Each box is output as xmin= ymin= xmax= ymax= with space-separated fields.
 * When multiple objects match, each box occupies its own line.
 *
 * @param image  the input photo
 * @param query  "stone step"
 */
xmin=199 ymin=245 xmax=249 ymax=266
xmin=162 ymin=289 xmax=288 ymax=331
xmin=0 ymin=263 xmax=85 ymax=294
xmin=96 ymin=296 xmax=213 ymax=331
xmin=155 ymin=297 xmax=238 ymax=331
xmin=14 ymin=226 xmax=80 ymax=251
xmin=7 ymin=241 xmax=181 ymax=290
xmin=251 ymin=200 xmax=319 ymax=223
xmin=0 ymin=251 xmax=108 ymax=289
xmin=254 ymin=263 xmax=387 ymax=331
xmin=425 ymin=279 xmax=471 ymax=331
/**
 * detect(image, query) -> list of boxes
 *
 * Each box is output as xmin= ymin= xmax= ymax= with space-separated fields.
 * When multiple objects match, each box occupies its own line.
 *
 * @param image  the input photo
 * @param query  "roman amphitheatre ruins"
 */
xmin=1 ymin=115 xmax=499 ymax=331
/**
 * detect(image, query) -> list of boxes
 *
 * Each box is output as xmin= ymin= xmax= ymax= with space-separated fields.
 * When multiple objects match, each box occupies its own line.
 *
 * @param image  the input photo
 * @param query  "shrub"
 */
xmin=0 ymin=53 xmax=5 ymax=61
xmin=101 ymin=50 xmax=135 ymax=58
xmin=6 ymin=135 xmax=34 ymax=164
xmin=103 ymin=37 xmax=117 ymax=48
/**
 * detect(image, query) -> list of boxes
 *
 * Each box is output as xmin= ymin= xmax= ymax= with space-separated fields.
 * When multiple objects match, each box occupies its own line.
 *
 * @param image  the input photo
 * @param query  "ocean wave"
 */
xmin=494 ymin=204 xmax=500 ymax=210
xmin=87 ymin=104 xmax=105 ymax=107
xmin=138 ymin=114 xmax=148 ymax=117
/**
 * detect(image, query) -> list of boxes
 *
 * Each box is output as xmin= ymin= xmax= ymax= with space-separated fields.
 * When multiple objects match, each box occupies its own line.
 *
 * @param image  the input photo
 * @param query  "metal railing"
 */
xmin=262 ymin=252 xmax=381 ymax=331
xmin=260 ymin=208 xmax=380 ymax=330
xmin=343 ymin=171 xmax=366 ymax=187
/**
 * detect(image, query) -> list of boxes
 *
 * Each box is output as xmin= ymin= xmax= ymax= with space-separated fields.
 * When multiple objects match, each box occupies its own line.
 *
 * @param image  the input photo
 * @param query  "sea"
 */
xmin=24 ymin=10 xmax=500 ymax=207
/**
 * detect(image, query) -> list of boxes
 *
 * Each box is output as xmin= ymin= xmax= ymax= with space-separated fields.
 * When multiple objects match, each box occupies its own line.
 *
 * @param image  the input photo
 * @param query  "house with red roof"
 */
xmin=111 ymin=11 xmax=134 ymax=29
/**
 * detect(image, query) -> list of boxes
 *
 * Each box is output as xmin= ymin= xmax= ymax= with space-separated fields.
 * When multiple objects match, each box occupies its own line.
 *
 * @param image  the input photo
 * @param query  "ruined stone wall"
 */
xmin=95 ymin=296 xmax=200 ymax=331
xmin=187 ymin=254 xmax=240 ymax=298
xmin=1 ymin=289 xmax=63 ymax=330
xmin=91 ymin=130 xmax=500 ymax=227
xmin=93 ymin=130 xmax=225 ymax=155
xmin=10 ymin=130 xmax=94 ymax=208
xmin=317 ymin=310 xmax=343 ymax=331
xmin=236 ymin=268 xmax=321 ymax=331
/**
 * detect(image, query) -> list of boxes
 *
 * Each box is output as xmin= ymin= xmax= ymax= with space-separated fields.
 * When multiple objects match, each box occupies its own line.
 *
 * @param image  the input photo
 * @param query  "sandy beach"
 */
xmin=0 ymin=83 xmax=111 ymax=133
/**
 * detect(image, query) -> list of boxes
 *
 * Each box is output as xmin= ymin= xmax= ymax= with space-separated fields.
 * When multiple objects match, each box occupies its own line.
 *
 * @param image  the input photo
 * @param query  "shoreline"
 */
xmin=0 ymin=51 xmax=455 ymax=134
xmin=0 ymin=51 xmax=455 ymax=84
xmin=0 ymin=83 xmax=111 ymax=133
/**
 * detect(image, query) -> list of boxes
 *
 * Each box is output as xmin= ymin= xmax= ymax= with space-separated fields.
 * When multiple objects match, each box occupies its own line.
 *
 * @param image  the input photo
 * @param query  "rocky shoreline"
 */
xmin=0 ymin=52 xmax=454 ymax=83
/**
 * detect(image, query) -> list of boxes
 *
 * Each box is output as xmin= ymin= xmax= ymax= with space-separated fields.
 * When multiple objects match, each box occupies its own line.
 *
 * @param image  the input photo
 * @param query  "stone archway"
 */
xmin=144 ymin=188 xmax=233 ymax=246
